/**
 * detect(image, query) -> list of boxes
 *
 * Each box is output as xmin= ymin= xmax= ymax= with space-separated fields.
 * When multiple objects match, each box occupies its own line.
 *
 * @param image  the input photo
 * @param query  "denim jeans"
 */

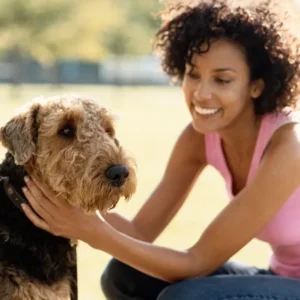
xmin=100 ymin=259 xmax=300 ymax=300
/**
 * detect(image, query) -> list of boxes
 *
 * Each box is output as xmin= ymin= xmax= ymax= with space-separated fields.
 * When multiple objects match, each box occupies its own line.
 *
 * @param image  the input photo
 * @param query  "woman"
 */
xmin=21 ymin=1 xmax=300 ymax=299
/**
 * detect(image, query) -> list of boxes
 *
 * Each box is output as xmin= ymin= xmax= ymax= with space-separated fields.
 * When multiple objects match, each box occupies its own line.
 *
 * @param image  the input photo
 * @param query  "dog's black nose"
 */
xmin=105 ymin=165 xmax=129 ymax=187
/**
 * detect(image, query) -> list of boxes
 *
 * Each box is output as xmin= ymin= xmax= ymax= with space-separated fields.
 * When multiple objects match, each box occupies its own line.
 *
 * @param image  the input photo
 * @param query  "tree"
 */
xmin=0 ymin=0 xmax=166 ymax=86
xmin=0 ymin=0 xmax=123 ymax=84
xmin=101 ymin=0 xmax=164 ymax=56
xmin=0 ymin=0 xmax=73 ymax=84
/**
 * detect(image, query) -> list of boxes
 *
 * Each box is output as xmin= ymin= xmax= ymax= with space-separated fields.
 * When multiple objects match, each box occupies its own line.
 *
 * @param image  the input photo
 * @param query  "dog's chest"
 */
xmin=0 ymin=263 xmax=71 ymax=300
xmin=0 ymin=178 xmax=76 ymax=280
xmin=0 ymin=179 xmax=76 ymax=300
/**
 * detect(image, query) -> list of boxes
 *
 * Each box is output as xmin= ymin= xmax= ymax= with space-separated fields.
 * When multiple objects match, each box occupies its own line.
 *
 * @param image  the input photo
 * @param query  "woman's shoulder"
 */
xmin=264 ymin=109 xmax=300 ymax=127
xmin=264 ymin=110 xmax=300 ymax=158
xmin=179 ymin=123 xmax=205 ymax=145
xmin=175 ymin=123 xmax=207 ymax=165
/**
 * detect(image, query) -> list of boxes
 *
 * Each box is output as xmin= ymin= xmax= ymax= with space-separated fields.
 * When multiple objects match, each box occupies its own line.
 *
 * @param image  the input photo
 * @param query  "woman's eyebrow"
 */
xmin=213 ymin=68 xmax=236 ymax=73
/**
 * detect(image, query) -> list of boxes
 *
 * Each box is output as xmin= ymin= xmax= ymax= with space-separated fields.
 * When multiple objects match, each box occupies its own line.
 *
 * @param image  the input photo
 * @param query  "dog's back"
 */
xmin=0 ymin=153 xmax=76 ymax=300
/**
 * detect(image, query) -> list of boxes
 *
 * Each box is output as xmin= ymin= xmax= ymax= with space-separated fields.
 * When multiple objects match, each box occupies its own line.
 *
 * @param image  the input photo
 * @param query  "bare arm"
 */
xmin=103 ymin=123 xmax=206 ymax=241
xmin=101 ymin=212 xmax=143 ymax=239
xmin=90 ymin=123 xmax=300 ymax=282
xmin=24 ymin=123 xmax=300 ymax=282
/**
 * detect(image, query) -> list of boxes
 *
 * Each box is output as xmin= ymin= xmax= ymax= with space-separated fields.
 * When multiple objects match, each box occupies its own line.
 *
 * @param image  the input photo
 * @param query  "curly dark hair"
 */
xmin=154 ymin=0 xmax=300 ymax=115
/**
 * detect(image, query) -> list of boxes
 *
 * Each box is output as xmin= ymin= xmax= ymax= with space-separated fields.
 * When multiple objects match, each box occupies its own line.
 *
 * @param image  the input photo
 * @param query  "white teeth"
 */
xmin=194 ymin=106 xmax=220 ymax=115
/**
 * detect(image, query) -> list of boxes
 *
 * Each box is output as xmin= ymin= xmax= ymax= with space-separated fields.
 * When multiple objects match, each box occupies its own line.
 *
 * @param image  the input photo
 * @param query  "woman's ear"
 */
xmin=250 ymin=79 xmax=265 ymax=99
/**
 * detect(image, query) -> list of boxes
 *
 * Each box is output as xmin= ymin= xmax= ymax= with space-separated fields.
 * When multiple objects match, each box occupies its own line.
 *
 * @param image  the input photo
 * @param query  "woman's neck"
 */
xmin=218 ymin=109 xmax=262 ymax=161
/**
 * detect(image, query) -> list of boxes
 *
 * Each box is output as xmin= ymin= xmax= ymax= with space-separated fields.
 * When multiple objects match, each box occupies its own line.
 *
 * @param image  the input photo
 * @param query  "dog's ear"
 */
xmin=0 ymin=103 xmax=40 ymax=165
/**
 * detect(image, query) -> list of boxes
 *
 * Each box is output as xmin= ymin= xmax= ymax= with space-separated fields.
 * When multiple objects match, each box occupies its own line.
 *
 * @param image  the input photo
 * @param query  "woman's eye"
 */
xmin=187 ymin=72 xmax=200 ymax=79
xmin=216 ymin=78 xmax=231 ymax=84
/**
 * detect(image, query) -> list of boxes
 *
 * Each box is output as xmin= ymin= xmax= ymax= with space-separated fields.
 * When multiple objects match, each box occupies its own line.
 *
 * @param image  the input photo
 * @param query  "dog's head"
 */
xmin=0 ymin=95 xmax=137 ymax=213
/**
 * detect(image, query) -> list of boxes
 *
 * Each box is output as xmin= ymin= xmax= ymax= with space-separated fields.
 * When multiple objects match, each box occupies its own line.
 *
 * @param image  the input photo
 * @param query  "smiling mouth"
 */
xmin=194 ymin=106 xmax=221 ymax=116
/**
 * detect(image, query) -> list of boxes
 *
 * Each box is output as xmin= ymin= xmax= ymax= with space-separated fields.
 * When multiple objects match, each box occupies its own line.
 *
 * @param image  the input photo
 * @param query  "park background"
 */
xmin=0 ymin=1 xmax=299 ymax=299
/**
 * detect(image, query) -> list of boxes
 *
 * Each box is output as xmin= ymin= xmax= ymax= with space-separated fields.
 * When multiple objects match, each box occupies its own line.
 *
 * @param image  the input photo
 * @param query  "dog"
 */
xmin=0 ymin=95 xmax=137 ymax=300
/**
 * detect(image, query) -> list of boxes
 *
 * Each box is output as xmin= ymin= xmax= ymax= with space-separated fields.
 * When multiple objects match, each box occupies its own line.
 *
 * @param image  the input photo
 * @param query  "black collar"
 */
xmin=0 ymin=176 xmax=78 ymax=249
xmin=0 ymin=176 xmax=30 ymax=212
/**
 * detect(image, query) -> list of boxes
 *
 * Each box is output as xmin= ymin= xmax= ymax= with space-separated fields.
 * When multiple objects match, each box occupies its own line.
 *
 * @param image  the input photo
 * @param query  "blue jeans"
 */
xmin=100 ymin=259 xmax=300 ymax=300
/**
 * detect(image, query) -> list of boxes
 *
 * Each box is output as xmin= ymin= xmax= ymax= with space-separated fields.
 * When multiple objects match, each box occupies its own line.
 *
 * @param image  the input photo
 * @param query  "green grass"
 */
xmin=0 ymin=84 xmax=270 ymax=300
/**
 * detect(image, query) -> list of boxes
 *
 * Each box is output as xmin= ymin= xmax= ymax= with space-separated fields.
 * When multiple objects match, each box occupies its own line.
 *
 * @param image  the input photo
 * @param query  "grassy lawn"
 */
xmin=0 ymin=84 xmax=270 ymax=300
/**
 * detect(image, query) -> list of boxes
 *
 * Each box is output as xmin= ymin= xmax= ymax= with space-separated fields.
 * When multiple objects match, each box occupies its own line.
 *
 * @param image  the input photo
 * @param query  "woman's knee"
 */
xmin=100 ymin=259 xmax=118 ymax=298
xmin=100 ymin=258 xmax=136 ymax=299
xmin=101 ymin=258 xmax=170 ymax=300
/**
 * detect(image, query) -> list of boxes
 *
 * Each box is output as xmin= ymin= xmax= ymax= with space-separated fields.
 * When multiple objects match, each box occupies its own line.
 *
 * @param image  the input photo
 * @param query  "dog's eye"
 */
xmin=105 ymin=126 xmax=115 ymax=137
xmin=58 ymin=125 xmax=76 ymax=138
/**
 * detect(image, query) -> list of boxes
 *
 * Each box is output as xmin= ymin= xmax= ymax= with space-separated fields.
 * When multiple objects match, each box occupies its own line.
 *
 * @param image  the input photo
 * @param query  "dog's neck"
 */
xmin=0 ymin=152 xmax=30 ymax=211
xmin=0 ymin=176 xmax=30 ymax=211
xmin=0 ymin=152 xmax=27 ymax=188
xmin=0 ymin=152 xmax=76 ymax=248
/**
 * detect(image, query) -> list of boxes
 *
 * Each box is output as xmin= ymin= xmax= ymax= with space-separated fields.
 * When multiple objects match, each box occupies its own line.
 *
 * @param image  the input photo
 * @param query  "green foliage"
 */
xmin=0 ymin=0 xmax=74 ymax=63
xmin=0 ymin=0 xmax=164 ymax=64
xmin=102 ymin=0 xmax=164 ymax=55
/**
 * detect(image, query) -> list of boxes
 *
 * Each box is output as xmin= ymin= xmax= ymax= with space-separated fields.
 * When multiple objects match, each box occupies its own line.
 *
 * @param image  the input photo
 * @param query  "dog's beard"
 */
xmin=31 ymin=150 xmax=137 ymax=214
xmin=70 ymin=177 xmax=136 ymax=213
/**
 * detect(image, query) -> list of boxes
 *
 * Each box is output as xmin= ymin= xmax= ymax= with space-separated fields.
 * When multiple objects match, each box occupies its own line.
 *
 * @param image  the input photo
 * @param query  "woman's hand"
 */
xmin=21 ymin=179 xmax=203 ymax=282
xmin=21 ymin=176 xmax=108 ymax=247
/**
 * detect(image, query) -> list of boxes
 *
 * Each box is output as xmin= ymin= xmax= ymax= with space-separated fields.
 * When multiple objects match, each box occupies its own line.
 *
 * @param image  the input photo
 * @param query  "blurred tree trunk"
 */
xmin=11 ymin=48 xmax=24 ymax=86
xmin=50 ymin=60 xmax=61 ymax=87
xmin=8 ymin=48 xmax=24 ymax=98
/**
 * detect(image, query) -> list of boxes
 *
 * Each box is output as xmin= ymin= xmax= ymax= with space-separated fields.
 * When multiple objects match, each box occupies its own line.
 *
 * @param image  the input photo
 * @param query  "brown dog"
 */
xmin=0 ymin=95 xmax=137 ymax=300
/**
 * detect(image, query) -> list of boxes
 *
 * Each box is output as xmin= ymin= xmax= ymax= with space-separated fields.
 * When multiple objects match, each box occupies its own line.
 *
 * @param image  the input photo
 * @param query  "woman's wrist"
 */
xmin=84 ymin=215 xmax=114 ymax=250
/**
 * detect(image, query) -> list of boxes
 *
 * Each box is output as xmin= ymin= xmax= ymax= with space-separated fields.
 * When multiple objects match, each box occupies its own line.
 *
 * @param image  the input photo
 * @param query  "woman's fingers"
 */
xmin=22 ymin=185 xmax=54 ymax=223
xmin=22 ymin=204 xmax=51 ymax=233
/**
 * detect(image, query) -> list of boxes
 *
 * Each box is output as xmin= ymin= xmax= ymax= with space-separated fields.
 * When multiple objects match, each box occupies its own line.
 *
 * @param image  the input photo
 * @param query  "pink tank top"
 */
xmin=204 ymin=111 xmax=300 ymax=278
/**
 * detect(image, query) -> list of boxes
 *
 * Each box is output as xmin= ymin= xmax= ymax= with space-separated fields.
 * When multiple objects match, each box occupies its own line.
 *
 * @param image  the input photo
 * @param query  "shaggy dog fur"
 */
xmin=0 ymin=95 xmax=137 ymax=300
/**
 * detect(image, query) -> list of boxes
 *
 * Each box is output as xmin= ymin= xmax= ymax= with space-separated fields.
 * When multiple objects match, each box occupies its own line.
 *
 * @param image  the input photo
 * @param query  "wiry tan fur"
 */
xmin=1 ymin=94 xmax=137 ymax=212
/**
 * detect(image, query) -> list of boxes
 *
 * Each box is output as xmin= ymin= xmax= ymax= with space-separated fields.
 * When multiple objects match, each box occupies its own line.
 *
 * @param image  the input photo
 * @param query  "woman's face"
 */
xmin=182 ymin=38 xmax=264 ymax=134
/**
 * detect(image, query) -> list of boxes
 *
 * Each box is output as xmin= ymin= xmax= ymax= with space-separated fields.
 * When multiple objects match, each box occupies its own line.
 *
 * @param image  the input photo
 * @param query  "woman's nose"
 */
xmin=193 ymin=82 xmax=213 ymax=102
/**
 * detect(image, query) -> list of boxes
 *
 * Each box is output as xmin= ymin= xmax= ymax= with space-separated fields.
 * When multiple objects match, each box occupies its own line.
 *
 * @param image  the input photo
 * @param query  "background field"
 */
xmin=0 ymin=85 xmax=271 ymax=299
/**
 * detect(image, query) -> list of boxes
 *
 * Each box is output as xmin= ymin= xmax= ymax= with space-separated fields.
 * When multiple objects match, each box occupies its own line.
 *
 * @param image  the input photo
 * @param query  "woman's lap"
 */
xmin=100 ymin=259 xmax=300 ymax=300
xmin=158 ymin=275 xmax=300 ymax=300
